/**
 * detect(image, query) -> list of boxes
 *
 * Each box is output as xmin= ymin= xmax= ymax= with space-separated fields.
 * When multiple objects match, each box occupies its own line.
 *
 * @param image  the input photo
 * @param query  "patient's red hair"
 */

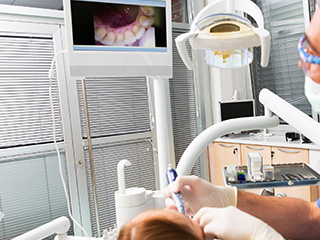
xmin=117 ymin=209 xmax=202 ymax=240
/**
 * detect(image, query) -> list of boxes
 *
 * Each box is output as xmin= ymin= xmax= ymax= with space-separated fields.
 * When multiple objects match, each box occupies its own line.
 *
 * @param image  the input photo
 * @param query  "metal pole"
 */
xmin=150 ymin=77 xmax=172 ymax=189
xmin=81 ymin=79 xmax=101 ymax=237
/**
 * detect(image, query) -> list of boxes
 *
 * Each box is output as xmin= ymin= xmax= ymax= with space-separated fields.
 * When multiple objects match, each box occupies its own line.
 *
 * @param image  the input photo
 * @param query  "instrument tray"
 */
xmin=224 ymin=163 xmax=320 ymax=189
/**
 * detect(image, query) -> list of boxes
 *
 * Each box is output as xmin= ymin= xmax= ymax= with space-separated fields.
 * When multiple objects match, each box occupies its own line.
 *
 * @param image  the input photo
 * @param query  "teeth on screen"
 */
xmin=140 ymin=6 xmax=154 ymax=17
xmin=95 ymin=27 xmax=107 ymax=41
xmin=101 ymin=31 xmax=115 ymax=45
xmin=139 ymin=15 xmax=154 ymax=28
xmin=95 ymin=7 xmax=156 ymax=45
xmin=115 ymin=32 xmax=124 ymax=44
xmin=124 ymin=30 xmax=136 ymax=44
xmin=133 ymin=25 xmax=146 ymax=40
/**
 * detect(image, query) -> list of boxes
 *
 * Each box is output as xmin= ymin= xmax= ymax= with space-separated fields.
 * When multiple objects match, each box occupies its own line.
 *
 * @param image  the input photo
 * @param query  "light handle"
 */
xmin=252 ymin=28 xmax=271 ymax=67
xmin=175 ymin=32 xmax=198 ymax=70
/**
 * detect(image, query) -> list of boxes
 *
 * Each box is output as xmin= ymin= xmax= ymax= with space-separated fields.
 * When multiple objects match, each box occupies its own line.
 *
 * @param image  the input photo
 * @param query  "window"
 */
xmin=171 ymin=28 xmax=201 ymax=175
xmin=76 ymin=77 xmax=156 ymax=235
xmin=0 ymin=33 xmax=73 ymax=239
xmin=252 ymin=0 xmax=312 ymax=118
xmin=0 ymin=5 xmax=203 ymax=239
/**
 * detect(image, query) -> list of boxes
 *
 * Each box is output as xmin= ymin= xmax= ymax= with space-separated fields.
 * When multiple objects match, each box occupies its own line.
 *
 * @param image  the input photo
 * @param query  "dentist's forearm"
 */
xmin=236 ymin=190 xmax=320 ymax=240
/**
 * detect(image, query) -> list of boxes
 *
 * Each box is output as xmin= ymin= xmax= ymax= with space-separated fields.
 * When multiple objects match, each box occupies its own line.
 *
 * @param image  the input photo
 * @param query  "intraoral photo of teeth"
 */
xmin=94 ymin=5 xmax=155 ymax=47
xmin=70 ymin=1 xmax=167 ymax=49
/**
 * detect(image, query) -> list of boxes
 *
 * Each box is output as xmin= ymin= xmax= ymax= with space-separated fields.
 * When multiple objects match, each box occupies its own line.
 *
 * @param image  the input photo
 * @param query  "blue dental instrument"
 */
xmin=166 ymin=164 xmax=186 ymax=215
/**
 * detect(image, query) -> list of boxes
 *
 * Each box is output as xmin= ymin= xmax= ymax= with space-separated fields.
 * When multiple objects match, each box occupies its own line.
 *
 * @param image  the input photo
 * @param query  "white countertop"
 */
xmin=215 ymin=125 xmax=320 ymax=150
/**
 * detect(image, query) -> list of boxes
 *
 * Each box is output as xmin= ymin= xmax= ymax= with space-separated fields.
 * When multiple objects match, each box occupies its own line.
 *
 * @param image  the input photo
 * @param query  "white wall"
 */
xmin=210 ymin=66 xmax=253 ymax=123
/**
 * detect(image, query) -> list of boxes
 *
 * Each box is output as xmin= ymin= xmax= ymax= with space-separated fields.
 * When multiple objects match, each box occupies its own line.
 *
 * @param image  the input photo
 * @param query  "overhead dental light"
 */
xmin=176 ymin=0 xmax=270 ymax=69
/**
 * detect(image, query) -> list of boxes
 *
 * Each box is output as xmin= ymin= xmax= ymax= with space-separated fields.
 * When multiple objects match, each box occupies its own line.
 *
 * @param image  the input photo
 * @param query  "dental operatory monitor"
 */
xmin=63 ymin=0 xmax=172 ymax=77
xmin=220 ymin=100 xmax=255 ymax=121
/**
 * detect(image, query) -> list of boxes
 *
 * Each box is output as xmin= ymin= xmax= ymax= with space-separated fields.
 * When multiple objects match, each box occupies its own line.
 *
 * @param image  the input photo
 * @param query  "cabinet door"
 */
xmin=240 ymin=144 xmax=272 ymax=166
xmin=271 ymin=147 xmax=314 ymax=201
xmin=272 ymin=147 xmax=308 ymax=164
xmin=214 ymin=142 xmax=241 ymax=186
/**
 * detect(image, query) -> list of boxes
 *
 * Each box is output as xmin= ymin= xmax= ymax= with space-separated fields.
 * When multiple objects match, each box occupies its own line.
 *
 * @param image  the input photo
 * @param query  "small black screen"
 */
xmin=220 ymin=100 xmax=254 ymax=121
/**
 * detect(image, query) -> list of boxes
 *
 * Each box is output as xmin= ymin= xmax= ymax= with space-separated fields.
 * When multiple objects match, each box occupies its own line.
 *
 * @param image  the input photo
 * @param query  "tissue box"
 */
xmin=247 ymin=152 xmax=263 ymax=181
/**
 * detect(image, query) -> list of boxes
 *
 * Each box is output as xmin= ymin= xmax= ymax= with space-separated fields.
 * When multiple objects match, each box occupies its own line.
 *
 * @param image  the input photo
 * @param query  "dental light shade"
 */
xmin=175 ymin=0 xmax=270 ymax=70
xmin=176 ymin=88 xmax=320 ymax=176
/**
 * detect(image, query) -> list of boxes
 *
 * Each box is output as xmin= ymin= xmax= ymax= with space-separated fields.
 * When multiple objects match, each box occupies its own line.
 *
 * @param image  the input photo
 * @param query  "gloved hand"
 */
xmin=193 ymin=206 xmax=284 ymax=240
xmin=163 ymin=175 xmax=237 ymax=216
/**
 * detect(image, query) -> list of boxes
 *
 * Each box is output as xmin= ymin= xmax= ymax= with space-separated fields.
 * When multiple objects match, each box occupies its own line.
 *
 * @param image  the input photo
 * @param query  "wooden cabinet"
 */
xmin=270 ymin=146 xmax=316 ymax=202
xmin=212 ymin=142 xmax=241 ymax=185
xmin=209 ymin=141 xmax=318 ymax=202
xmin=272 ymin=146 xmax=308 ymax=164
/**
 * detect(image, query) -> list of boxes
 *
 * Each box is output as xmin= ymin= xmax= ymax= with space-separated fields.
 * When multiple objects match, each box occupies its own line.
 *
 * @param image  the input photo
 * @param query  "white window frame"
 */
xmin=0 ymin=5 xmax=93 ymax=236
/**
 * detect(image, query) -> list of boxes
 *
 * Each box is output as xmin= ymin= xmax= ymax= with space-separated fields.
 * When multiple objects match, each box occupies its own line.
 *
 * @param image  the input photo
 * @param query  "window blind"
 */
xmin=0 ymin=35 xmax=63 ymax=147
xmin=0 ymin=152 xmax=72 ymax=240
xmin=252 ymin=0 xmax=312 ymax=117
xmin=84 ymin=141 xmax=155 ymax=235
xmin=76 ymin=77 xmax=155 ymax=234
xmin=171 ymin=28 xmax=201 ymax=176
xmin=77 ymin=77 xmax=151 ymax=138
xmin=309 ymin=0 xmax=318 ymax=17
xmin=0 ymin=34 xmax=72 ymax=239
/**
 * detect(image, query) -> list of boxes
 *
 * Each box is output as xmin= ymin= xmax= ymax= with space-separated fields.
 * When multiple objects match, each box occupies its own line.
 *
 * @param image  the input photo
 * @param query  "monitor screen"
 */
xmin=63 ymin=0 xmax=172 ymax=77
xmin=71 ymin=0 xmax=167 ymax=52
xmin=220 ymin=100 xmax=255 ymax=121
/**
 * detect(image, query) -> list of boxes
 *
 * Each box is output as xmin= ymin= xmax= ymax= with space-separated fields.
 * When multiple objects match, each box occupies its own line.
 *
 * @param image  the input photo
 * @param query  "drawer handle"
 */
xmin=219 ymin=143 xmax=235 ymax=148
xmin=277 ymin=148 xmax=301 ymax=154
xmin=245 ymin=146 xmax=265 ymax=150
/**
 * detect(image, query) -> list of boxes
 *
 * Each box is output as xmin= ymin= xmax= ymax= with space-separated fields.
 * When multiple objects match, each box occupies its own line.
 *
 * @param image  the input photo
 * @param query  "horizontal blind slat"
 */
xmin=253 ymin=0 xmax=312 ymax=117
xmin=0 ymin=35 xmax=63 ymax=147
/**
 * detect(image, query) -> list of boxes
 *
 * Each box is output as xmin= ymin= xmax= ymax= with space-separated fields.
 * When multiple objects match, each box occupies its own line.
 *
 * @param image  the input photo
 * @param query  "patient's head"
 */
xmin=117 ymin=208 xmax=203 ymax=240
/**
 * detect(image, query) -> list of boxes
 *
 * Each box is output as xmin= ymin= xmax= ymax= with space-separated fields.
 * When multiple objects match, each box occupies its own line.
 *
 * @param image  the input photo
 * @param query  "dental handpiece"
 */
xmin=166 ymin=165 xmax=186 ymax=215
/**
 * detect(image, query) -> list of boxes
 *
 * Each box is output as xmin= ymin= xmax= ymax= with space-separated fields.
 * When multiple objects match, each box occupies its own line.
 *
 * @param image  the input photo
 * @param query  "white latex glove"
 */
xmin=163 ymin=175 xmax=237 ymax=215
xmin=194 ymin=206 xmax=284 ymax=240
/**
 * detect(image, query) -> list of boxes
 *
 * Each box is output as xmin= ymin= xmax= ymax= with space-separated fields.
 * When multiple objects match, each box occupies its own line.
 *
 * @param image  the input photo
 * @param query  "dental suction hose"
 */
xmin=176 ymin=115 xmax=279 ymax=176
xmin=259 ymin=88 xmax=320 ymax=147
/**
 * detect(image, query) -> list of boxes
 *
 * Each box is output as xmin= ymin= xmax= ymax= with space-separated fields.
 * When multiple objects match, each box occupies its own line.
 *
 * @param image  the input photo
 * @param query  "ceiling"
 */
xmin=0 ymin=0 xmax=63 ymax=10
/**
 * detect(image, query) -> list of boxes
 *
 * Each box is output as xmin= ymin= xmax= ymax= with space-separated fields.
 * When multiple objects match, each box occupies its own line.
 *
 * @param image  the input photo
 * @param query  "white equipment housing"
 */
xmin=175 ymin=0 xmax=270 ymax=70
xmin=115 ymin=160 xmax=165 ymax=229
xmin=62 ymin=0 xmax=174 ymax=236
xmin=63 ymin=0 xmax=172 ymax=77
